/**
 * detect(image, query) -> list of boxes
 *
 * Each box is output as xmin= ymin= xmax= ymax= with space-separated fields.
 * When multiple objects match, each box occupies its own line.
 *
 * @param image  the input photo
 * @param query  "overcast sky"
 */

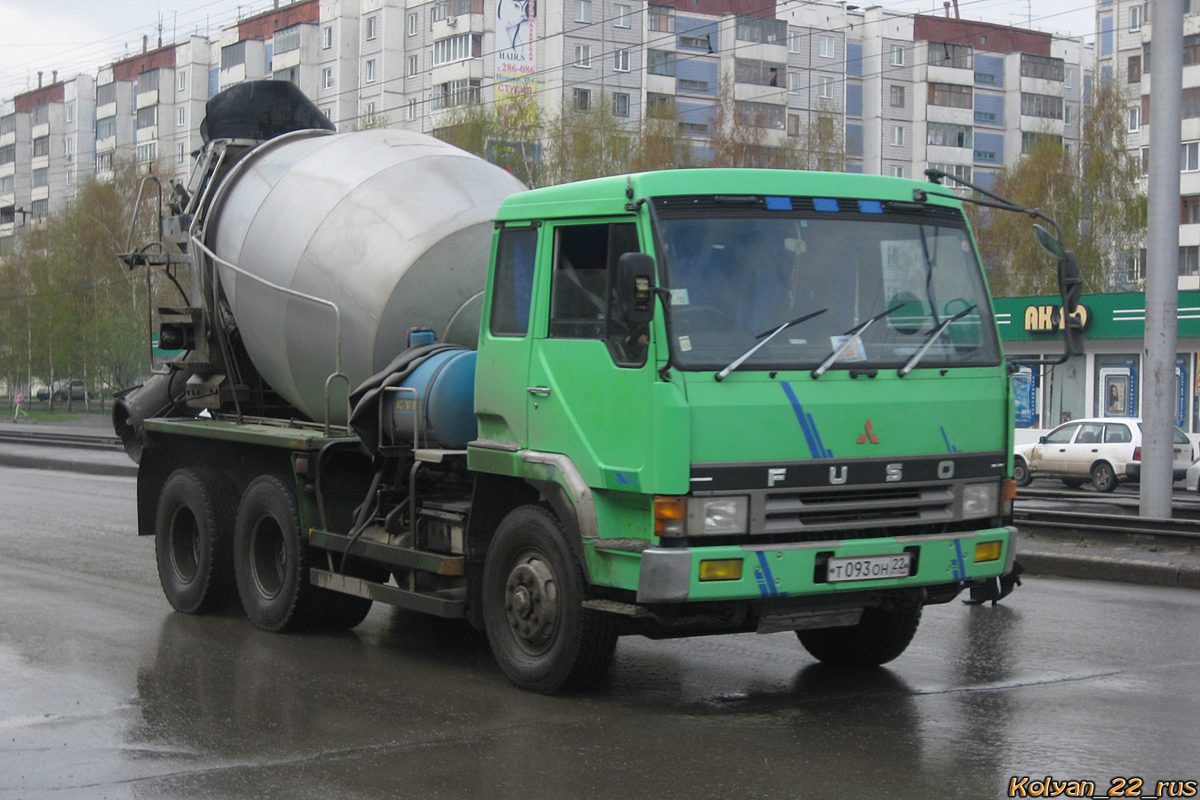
xmin=0 ymin=0 xmax=1098 ymax=100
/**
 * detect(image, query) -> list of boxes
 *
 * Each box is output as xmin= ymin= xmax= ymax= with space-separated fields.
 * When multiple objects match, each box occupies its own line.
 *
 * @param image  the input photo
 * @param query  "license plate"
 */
xmin=826 ymin=553 xmax=911 ymax=583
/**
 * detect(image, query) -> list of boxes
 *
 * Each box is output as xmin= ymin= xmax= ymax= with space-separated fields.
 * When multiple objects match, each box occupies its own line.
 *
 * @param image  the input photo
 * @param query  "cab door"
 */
xmin=525 ymin=220 xmax=655 ymax=491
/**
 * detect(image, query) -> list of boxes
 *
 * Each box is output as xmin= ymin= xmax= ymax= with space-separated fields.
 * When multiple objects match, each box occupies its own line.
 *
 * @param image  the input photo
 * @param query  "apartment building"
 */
xmin=0 ymin=0 xmax=1095 ymax=255
xmin=1099 ymin=0 xmax=1200 ymax=290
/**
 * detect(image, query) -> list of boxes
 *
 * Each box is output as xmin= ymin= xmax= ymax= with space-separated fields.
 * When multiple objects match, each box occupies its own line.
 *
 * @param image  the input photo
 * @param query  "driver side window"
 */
xmin=1045 ymin=423 xmax=1079 ymax=445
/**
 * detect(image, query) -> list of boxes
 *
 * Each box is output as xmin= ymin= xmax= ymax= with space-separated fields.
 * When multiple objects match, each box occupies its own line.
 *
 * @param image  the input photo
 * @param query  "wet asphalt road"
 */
xmin=2 ymin=465 xmax=1199 ymax=800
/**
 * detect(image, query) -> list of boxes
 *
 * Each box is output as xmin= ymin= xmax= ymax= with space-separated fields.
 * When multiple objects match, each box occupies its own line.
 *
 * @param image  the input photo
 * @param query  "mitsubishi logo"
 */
xmin=856 ymin=419 xmax=880 ymax=444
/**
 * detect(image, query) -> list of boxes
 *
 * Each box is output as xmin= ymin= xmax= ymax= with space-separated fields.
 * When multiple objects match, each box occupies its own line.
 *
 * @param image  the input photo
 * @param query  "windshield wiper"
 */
xmin=897 ymin=304 xmax=977 ymax=377
xmin=811 ymin=303 xmax=905 ymax=379
xmin=714 ymin=308 xmax=827 ymax=382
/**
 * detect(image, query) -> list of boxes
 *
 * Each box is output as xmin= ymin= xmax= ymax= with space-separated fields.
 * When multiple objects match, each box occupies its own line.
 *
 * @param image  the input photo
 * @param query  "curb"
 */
xmin=0 ymin=452 xmax=137 ymax=478
xmin=1019 ymin=551 xmax=1200 ymax=590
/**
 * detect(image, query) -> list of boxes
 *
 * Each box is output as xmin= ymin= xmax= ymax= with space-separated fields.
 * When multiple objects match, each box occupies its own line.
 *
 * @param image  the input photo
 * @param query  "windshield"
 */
xmin=655 ymin=202 xmax=1002 ymax=372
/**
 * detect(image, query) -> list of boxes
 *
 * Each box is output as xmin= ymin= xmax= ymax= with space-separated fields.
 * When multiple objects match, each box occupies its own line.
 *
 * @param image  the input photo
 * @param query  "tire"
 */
xmin=234 ymin=475 xmax=320 ymax=632
xmin=797 ymin=606 xmax=922 ymax=668
xmin=1062 ymin=478 xmax=1086 ymax=490
xmin=1012 ymin=457 xmax=1032 ymax=487
xmin=154 ymin=467 xmax=237 ymax=614
xmin=1091 ymin=461 xmax=1118 ymax=493
xmin=482 ymin=505 xmax=617 ymax=694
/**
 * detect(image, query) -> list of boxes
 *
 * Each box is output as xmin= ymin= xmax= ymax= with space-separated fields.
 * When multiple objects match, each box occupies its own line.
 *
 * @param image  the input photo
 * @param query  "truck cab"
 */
xmin=469 ymin=169 xmax=1018 ymax=686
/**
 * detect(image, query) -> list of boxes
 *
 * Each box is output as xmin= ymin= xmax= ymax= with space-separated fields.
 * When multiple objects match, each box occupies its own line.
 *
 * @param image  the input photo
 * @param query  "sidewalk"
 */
xmin=3 ymin=413 xmax=1199 ymax=590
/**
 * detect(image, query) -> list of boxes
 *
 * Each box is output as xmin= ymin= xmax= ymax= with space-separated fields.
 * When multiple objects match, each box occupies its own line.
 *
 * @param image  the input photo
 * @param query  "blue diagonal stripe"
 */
xmin=781 ymin=382 xmax=832 ymax=459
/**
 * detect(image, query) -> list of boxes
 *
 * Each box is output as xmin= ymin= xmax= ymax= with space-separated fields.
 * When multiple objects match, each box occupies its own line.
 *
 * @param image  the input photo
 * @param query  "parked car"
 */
xmin=1013 ymin=417 xmax=1194 ymax=493
xmin=34 ymin=379 xmax=86 ymax=402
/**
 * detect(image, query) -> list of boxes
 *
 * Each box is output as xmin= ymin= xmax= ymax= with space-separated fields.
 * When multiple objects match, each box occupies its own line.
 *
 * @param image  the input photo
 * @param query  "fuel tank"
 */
xmin=205 ymin=128 xmax=526 ymax=424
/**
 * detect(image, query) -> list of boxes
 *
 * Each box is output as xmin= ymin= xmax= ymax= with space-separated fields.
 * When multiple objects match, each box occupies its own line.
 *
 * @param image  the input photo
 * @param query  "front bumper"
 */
xmin=635 ymin=526 xmax=1015 ymax=604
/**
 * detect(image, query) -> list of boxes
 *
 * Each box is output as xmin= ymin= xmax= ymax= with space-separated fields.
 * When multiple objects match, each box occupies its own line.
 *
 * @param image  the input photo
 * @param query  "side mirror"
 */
xmin=1038 ymin=436 xmax=1048 ymax=444
xmin=1033 ymin=223 xmax=1066 ymax=261
xmin=616 ymin=252 xmax=657 ymax=324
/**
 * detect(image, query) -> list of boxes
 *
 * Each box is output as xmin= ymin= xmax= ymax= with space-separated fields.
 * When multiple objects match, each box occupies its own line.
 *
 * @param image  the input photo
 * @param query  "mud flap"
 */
xmin=963 ymin=560 xmax=1024 ymax=606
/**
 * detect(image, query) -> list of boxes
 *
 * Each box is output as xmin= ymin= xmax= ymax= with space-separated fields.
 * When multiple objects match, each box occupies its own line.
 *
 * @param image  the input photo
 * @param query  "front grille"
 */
xmin=761 ymin=485 xmax=955 ymax=533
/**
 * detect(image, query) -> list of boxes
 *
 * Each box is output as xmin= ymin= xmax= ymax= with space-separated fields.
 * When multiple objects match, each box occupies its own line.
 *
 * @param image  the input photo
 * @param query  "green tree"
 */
xmin=969 ymin=82 xmax=1145 ymax=296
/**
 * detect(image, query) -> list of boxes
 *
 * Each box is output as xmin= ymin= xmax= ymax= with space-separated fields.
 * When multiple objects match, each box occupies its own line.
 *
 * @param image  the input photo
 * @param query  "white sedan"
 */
xmin=1013 ymin=417 xmax=1194 ymax=493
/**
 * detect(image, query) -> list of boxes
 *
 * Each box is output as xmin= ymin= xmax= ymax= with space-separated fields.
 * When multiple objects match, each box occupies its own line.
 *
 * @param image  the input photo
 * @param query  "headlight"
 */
xmin=687 ymin=496 xmax=749 ymax=535
xmin=962 ymin=483 xmax=1000 ymax=519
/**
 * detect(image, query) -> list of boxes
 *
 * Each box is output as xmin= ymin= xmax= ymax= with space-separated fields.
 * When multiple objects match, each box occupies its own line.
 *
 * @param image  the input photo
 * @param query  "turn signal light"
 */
xmin=654 ymin=496 xmax=686 ymax=537
xmin=699 ymin=559 xmax=744 ymax=581
xmin=1001 ymin=478 xmax=1018 ymax=503
xmin=974 ymin=541 xmax=1003 ymax=563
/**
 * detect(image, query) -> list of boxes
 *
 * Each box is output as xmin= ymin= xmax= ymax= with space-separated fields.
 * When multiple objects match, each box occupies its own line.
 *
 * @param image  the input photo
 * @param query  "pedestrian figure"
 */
xmin=12 ymin=389 xmax=29 ymax=421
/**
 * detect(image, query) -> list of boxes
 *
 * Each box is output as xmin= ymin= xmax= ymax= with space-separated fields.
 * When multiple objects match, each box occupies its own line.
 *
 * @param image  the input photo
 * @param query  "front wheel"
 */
xmin=482 ymin=505 xmax=617 ymax=694
xmin=1012 ymin=457 xmax=1032 ymax=487
xmin=1091 ymin=461 xmax=1118 ymax=493
xmin=797 ymin=606 xmax=922 ymax=668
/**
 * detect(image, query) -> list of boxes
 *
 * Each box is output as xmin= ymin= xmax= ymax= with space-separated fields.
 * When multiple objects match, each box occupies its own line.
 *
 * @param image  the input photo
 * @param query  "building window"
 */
xmin=613 ymin=92 xmax=630 ymax=117
xmin=576 ymin=0 xmax=592 ymax=23
xmin=679 ymin=78 xmax=709 ymax=92
xmin=787 ymin=72 xmax=803 ymax=94
xmin=32 ymin=168 xmax=48 ymax=189
xmin=890 ymin=44 xmax=904 ymax=66
xmin=408 ymin=14 xmax=418 ymax=36
xmin=614 ymin=49 xmax=630 ymax=72
xmin=97 ymin=82 xmax=116 ymax=106
xmin=787 ymin=113 xmax=800 ymax=137
xmin=891 ymin=165 xmax=905 ymax=178
xmin=137 ymin=69 xmax=160 ymax=93
xmin=928 ymin=121 xmax=972 ymax=148
xmin=431 ymin=78 xmax=480 ymax=109
xmin=1128 ymin=55 xmax=1142 ymax=84
xmin=649 ymin=5 xmax=675 ymax=33
xmin=434 ymin=33 xmax=481 ymax=65
xmin=647 ymin=93 xmax=674 ymax=117
xmin=575 ymin=44 xmax=592 ymax=68
xmin=136 ymin=141 xmax=157 ymax=163
xmin=136 ymin=106 xmax=157 ymax=129
xmin=323 ymin=25 xmax=333 ymax=49
xmin=176 ymin=142 xmax=187 ymax=165
xmin=736 ymin=101 xmax=785 ymax=130
xmin=574 ymin=87 xmax=591 ymax=111
xmin=32 ymin=136 xmax=50 ymax=156
xmin=177 ymin=107 xmax=186 ymax=127
xmin=1065 ymin=67 xmax=1073 ymax=88
xmin=221 ymin=40 xmax=247 ymax=69
xmin=1128 ymin=107 xmax=1140 ymax=131
xmin=615 ymin=4 xmax=631 ymax=28
xmin=735 ymin=15 xmax=784 ymax=43
xmin=1183 ymin=141 xmax=1200 ymax=172
xmin=366 ymin=15 xmax=378 ymax=40
xmin=1130 ymin=4 xmax=1143 ymax=31
xmin=96 ymin=152 xmax=113 ymax=172
xmin=929 ymin=42 xmax=973 ymax=69
xmin=63 ymin=138 xmax=73 ymax=162
xmin=928 ymin=82 xmax=972 ymax=108
xmin=1064 ymin=104 xmax=1073 ymax=125
xmin=1021 ymin=131 xmax=1062 ymax=154
xmin=819 ymin=35 xmax=835 ymax=58
xmin=647 ymin=50 xmax=676 ymax=77
xmin=1020 ymin=53 xmax=1065 ymax=81
xmin=275 ymin=24 xmax=301 ymax=54
xmin=1 ymin=175 xmax=14 ymax=194
xmin=818 ymin=75 xmax=833 ymax=98
xmin=736 ymin=59 xmax=784 ymax=87
xmin=890 ymin=84 xmax=905 ymax=107
xmin=322 ymin=68 xmax=334 ymax=89
xmin=0 ymin=115 xmax=12 ymax=136
xmin=1181 ymin=245 xmax=1200 ymax=276
xmin=65 ymin=105 xmax=74 ymax=124
xmin=364 ymin=59 xmax=377 ymax=83
xmin=30 ymin=199 xmax=48 ymax=219
xmin=1182 ymin=195 xmax=1200 ymax=224
xmin=409 ymin=55 xmax=419 ymax=76
xmin=177 ymin=70 xmax=187 ymax=92
xmin=1021 ymin=92 xmax=1063 ymax=120
xmin=96 ymin=116 xmax=116 ymax=140
xmin=408 ymin=99 xmax=418 ymax=120
xmin=929 ymin=162 xmax=971 ymax=182
xmin=974 ymin=149 xmax=997 ymax=162
xmin=893 ymin=125 xmax=905 ymax=146
xmin=788 ymin=32 xmax=802 ymax=54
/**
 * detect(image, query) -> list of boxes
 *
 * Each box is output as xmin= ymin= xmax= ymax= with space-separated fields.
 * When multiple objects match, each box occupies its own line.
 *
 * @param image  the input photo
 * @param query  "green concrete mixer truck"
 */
xmin=115 ymin=81 xmax=1081 ymax=693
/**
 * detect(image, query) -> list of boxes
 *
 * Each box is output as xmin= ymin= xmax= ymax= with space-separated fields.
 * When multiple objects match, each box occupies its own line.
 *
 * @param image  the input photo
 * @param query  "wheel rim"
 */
xmin=249 ymin=514 xmax=287 ymax=599
xmin=503 ymin=549 xmax=560 ymax=656
xmin=168 ymin=506 xmax=200 ymax=584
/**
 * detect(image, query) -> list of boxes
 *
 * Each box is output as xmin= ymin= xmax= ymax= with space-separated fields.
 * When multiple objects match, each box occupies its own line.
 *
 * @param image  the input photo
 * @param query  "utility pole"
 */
xmin=1142 ymin=0 xmax=1184 ymax=518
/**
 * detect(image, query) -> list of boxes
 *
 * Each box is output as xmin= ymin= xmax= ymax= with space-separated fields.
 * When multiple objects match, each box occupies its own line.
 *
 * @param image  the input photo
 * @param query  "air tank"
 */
xmin=205 ymin=128 xmax=526 ymax=425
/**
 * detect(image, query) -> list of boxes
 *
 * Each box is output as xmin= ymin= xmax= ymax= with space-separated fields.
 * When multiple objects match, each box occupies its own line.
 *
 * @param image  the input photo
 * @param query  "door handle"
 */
xmin=527 ymin=386 xmax=552 ymax=397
